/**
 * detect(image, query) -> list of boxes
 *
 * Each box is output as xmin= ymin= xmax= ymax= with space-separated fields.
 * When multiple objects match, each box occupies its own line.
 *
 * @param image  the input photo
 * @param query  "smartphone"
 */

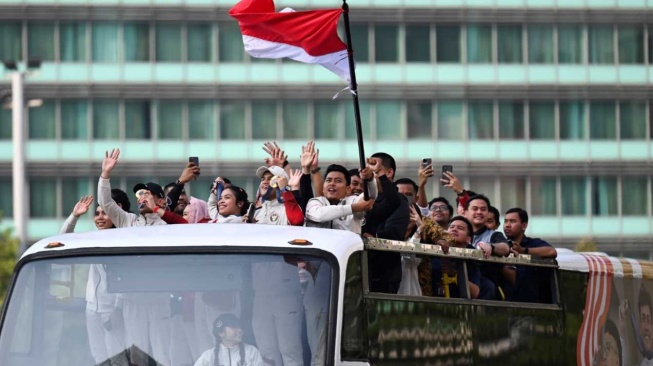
xmin=246 ymin=203 xmax=257 ymax=223
xmin=421 ymin=158 xmax=432 ymax=168
xmin=189 ymin=157 xmax=200 ymax=176
xmin=441 ymin=165 xmax=453 ymax=186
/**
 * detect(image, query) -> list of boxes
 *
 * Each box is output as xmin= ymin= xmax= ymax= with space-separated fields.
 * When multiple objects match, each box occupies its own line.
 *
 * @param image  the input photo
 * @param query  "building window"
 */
xmin=561 ymin=177 xmax=587 ymax=215
xmin=0 ymin=23 xmax=22 ymax=62
xmin=531 ymin=177 xmax=557 ymax=215
xmin=345 ymin=101 xmax=371 ymax=140
xmin=376 ymin=101 xmax=402 ymax=140
xmin=558 ymin=25 xmax=583 ymax=64
xmin=622 ymin=177 xmax=648 ymax=215
xmin=314 ymin=102 xmax=340 ymax=140
xmin=0 ymin=178 xmax=12 ymax=217
xmin=125 ymin=101 xmax=151 ymax=139
xmin=252 ymin=101 xmax=277 ymax=140
xmin=60 ymin=23 xmax=87 ymax=62
xmin=500 ymin=177 xmax=526 ymax=212
xmin=374 ymin=25 xmax=399 ymax=62
xmin=589 ymin=25 xmax=614 ymax=64
xmin=590 ymin=102 xmax=617 ymax=139
xmin=124 ymin=23 xmax=150 ymax=62
xmin=220 ymin=101 xmax=246 ymax=140
xmin=30 ymin=178 xmax=57 ymax=218
xmin=467 ymin=25 xmax=492 ymax=63
xmin=188 ymin=101 xmax=214 ymax=140
xmin=28 ymin=101 xmax=56 ymax=139
xmin=497 ymin=25 xmax=523 ymax=63
xmin=28 ymin=23 xmax=55 ymax=61
xmin=218 ymin=23 xmax=245 ymax=62
xmin=437 ymin=101 xmax=464 ymax=140
xmin=405 ymin=25 xmax=430 ymax=62
xmin=188 ymin=24 xmax=212 ymax=62
xmin=61 ymin=100 xmax=88 ymax=140
xmin=156 ymin=24 xmax=182 ymax=62
xmin=61 ymin=178 xmax=88 ymax=217
xmin=93 ymin=101 xmax=120 ymax=139
xmin=528 ymin=25 xmax=554 ymax=63
xmin=157 ymin=101 xmax=183 ymax=139
xmin=282 ymin=101 xmax=309 ymax=140
xmin=469 ymin=177 xmax=497 ymax=205
xmin=619 ymin=101 xmax=646 ymax=139
xmin=618 ymin=26 xmax=644 ymax=64
xmin=529 ymin=101 xmax=555 ymax=140
xmin=407 ymin=101 xmax=432 ymax=138
xmin=559 ymin=101 xmax=586 ymax=140
xmin=350 ymin=24 xmax=369 ymax=62
xmin=0 ymin=109 xmax=11 ymax=140
xmin=468 ymin=101 xmax=494 ymax=139
xmin=92 ymin=22 xmax=120 ymax=62
xmin=436 ymin=26 xmax=461 ymax=63
xmin=499 ymin=101 xmax=524 ymax=139
xmin=592 ymin=177 xmax=618 ymax=215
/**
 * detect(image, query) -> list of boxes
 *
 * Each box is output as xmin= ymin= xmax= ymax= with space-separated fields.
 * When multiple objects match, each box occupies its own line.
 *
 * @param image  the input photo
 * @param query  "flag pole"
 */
xmin=341 ymin=0 xmax=369 ymax=200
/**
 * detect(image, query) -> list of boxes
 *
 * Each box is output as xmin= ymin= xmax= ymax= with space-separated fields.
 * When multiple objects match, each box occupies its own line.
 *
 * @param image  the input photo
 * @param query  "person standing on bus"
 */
xmin=463 ymin=195 xmax=511 ymax=300
xmin=503 ymin=208 xmax=557 ymax=303
xmin=60 ymin=195 xmax=130 ymax=366
xmin=304 ymin=164 xmax=376 ymax=233
xmin=98 ymin=148 xmax=172 ymax=365
xmin=363 ymin=153 xmax=408 ymax=294
xmin=194 ymin=314 xmax=263 ymax=366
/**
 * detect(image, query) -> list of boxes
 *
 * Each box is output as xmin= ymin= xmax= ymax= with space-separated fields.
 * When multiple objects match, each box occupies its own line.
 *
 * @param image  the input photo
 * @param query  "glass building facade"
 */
xmin=0 ymin=0 xmax=651 ymax=257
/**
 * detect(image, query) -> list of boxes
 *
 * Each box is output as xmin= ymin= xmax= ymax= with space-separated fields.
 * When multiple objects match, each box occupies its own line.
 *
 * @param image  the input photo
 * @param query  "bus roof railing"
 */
xmin=364 ymin=237 xmax=558 ymax=268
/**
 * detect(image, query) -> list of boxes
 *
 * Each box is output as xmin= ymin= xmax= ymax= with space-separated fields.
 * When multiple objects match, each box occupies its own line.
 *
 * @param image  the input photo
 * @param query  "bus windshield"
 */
xmin=0 ymin=253 xmax=333 ymax=366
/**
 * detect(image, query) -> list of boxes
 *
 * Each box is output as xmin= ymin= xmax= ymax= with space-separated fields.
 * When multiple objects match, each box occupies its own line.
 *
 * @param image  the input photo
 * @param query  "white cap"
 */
xmin=255 ymin=165 xmax=289 ymax=180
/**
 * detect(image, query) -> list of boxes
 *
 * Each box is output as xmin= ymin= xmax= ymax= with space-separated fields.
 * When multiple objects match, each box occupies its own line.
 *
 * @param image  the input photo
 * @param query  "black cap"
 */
xmin=133 ymin=182 xmax=165 ymax=199
xmin=213 ymin=313 xmax=241 ymax=333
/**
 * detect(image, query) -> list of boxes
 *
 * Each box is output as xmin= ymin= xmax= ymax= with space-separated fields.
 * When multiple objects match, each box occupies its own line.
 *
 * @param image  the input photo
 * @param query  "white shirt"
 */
xmin=97 ymin=177 xmax=166 ymax=228
xmin=194 ymin=343 xmax=263 ymax=366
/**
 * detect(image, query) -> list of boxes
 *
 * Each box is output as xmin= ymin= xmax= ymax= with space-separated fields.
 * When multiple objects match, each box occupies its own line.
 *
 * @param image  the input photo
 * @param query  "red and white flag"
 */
xmin=229 ymin=0 xmax=351 ymax=82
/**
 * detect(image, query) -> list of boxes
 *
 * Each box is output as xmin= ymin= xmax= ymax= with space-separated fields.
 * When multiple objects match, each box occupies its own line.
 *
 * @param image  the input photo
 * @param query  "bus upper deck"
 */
xmin=1 ymin=224 xmax=651 ymax=366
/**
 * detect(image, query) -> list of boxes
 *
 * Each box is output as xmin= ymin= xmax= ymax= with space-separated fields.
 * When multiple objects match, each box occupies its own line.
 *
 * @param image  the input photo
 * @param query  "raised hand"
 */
xmin=300 ymin=141 xmax=317 ymax=173
xmin=352 ymin=198 xmax=375 ymax=213
xmin=366 ymin=157 xmax=381 ymax=174
xmin=101 ymin=149 xmax=120 ymax=179
xmin=72 ymin=195 xmax=94 ymax=218
xmin=418 ymin=162 xmax=434 ymax=187
xmin=409 ymin=205 xmax=423 ymax=229
xmin=263 ymin=141 xmax=287 ymax=167
xmin=442 ymin=171 xmax=463 ymax=194
xmin=179 ymin=162 xmax=200 ymax=184
xmin=288 ymin=169 xmax=302 ymax=190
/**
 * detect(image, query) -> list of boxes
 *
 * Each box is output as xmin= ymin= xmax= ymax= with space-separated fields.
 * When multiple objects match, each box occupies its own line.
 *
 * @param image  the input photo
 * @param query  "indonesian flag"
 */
xmin=229 ymin=0 xmax=351 ymax=82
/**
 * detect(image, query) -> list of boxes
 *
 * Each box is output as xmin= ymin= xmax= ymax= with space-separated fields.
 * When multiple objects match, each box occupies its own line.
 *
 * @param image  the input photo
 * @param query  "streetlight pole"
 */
xmin=10 ymin=71 xmax=27 ymax=255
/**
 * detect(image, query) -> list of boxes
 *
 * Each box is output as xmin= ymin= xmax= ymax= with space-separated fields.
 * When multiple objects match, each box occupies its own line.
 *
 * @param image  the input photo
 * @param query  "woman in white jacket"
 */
xmin=60 ymin=194 xmax=130 ymax=366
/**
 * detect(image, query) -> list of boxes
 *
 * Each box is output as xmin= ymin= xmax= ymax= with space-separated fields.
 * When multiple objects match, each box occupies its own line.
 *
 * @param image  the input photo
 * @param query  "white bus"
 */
xmin=0 ymin=223 xmax=650 ymax=366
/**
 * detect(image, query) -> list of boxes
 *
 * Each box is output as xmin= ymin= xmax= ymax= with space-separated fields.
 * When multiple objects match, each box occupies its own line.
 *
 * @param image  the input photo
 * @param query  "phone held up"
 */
xmin=421 ymin=158 xmax=432 ymax=168
xmin=441 ymin=165 xmax=453 ymax=186
xmin=189 ymin=156 xmax=200 ymax=177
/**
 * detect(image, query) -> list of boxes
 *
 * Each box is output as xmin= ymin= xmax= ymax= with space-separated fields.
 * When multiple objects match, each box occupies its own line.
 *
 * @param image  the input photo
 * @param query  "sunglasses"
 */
xmin=134 ymin=189 xmax=149 ymax=199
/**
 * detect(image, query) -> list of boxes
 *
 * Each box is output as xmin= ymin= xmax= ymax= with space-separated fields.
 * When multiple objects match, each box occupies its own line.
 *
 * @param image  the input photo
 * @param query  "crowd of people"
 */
xmin=59 ymin=140 xmax=558 ymax=366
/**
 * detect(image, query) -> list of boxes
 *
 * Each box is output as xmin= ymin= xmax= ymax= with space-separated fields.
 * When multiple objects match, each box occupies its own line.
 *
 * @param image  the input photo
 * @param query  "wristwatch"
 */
xmin=284 ymin=185 xmax=292 ymax=192
xmin=311 ymin=167 xmax=321 ymax=174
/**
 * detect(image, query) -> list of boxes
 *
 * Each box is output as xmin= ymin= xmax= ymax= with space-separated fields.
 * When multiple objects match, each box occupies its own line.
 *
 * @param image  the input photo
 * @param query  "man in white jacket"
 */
xmin=304 ymin=164 xmax=376 ymax=234
xmin=97 ymin=149 xmax=171 ymax=365
xmin=98 ymin=149 xmax=167 ymax=228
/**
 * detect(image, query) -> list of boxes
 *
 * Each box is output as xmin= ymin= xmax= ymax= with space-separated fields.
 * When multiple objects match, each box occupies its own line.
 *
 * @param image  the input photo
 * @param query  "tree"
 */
xmin=0 ymin=228 xmax=18 ymax=306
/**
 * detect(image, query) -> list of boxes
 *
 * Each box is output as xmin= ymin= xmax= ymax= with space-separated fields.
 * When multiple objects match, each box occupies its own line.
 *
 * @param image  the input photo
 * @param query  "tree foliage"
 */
xmin=0 ymin=227 xmax=18 ymax=306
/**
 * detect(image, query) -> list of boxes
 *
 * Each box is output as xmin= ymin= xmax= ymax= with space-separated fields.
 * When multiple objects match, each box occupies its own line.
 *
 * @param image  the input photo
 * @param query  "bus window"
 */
xmin=0 ymin=253 xmax=334 ymax=366
xmin=341 ymin=251 xmax=366 ymax=360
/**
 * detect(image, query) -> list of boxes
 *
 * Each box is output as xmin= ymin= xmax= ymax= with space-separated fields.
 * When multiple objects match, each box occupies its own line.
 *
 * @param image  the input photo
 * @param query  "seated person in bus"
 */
xmin=194 ymin=314 xmax=263 ymax=366
xmin=430 ymin=216 xmax=481 ymax=299
xmin=305 ymin=164 xmax=376 ymax=234
xmin=503 ymin=208 xmax=557 ymax=303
